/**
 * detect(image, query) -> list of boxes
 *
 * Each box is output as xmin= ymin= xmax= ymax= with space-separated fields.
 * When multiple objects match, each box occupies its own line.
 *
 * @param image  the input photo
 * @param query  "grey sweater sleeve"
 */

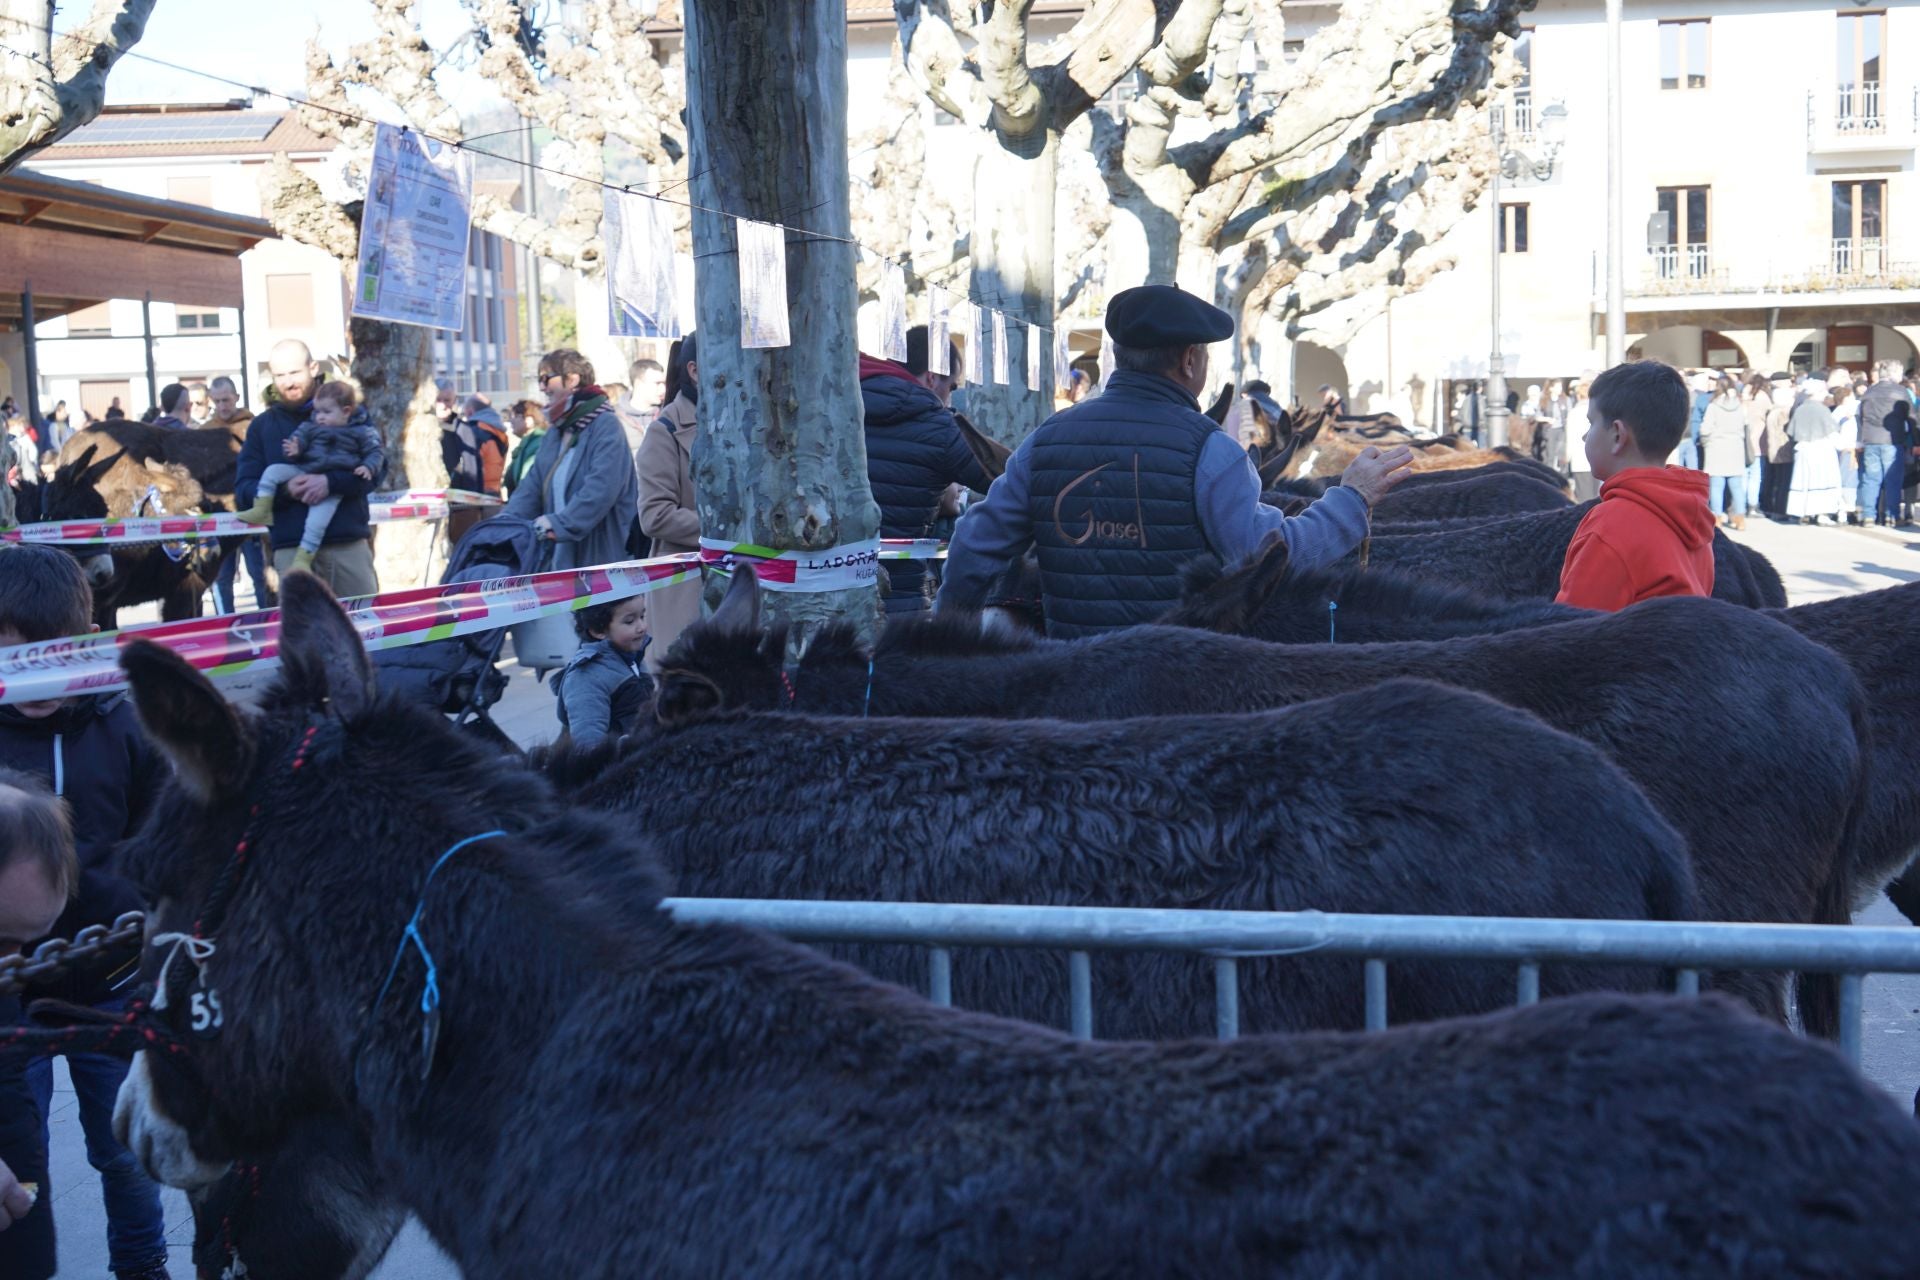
xmin=1194 ymin=431 xmax=1370 ymax=570
xmin=935 ymin=439 xmax=1037 ymax=612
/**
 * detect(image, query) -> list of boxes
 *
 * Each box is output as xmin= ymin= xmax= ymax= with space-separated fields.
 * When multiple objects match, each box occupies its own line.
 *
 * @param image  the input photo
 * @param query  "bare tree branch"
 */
xmin=0 ymin=0 xmax=155 ymax=173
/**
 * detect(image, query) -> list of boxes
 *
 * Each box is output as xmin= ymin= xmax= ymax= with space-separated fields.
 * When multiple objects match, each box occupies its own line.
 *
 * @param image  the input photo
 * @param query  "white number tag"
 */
xmin=189 ymin=986 xmax=225 ymax=1037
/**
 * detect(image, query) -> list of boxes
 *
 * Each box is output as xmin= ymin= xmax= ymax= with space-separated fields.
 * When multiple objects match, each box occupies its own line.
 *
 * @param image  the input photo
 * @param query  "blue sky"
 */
xmin=80 ymin=0 xmax=495 ymax=110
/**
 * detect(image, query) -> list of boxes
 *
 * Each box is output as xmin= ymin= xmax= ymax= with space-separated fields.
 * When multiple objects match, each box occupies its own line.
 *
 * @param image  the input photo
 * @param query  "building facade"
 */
xmin=1335 ymin=0 xmax=1920 ymax=427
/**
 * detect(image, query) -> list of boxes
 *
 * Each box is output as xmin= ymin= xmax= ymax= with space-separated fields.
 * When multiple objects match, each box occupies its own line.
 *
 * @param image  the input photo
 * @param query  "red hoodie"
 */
xmin=1555 ymin=466 xmax=1715 ymax=611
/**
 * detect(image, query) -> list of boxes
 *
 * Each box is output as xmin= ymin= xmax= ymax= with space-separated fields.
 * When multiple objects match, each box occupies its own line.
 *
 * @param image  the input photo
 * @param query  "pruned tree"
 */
xmin=1088 ymin=0 xmax=1529 ymax=389
xmin=893 ymin=0 xmax=1208 ymax=437
xmin=0 ymin=0 xmax=156 ymax=174
xmin=255 ymin=0 xmax=687 ymax=580
xmin=684 ymin=0 xmax=880 ymax=646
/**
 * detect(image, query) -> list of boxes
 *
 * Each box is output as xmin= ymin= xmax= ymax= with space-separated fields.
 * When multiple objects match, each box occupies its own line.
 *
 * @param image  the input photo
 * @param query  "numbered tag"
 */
xmin=188 ymin=979 xmax=225 ymax=1039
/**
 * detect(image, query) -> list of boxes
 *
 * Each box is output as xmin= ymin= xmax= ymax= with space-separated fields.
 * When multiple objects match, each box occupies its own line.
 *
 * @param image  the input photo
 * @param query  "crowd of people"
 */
xmin=1458 ymin=363 xmax=1920 ymax=526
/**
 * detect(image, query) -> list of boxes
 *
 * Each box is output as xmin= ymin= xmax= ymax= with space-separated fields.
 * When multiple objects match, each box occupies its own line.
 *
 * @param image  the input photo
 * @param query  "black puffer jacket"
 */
xmin=0 ymin=694 xmax=159 ymax=1004
xmin=860 ymin=358 xmax=993 ymax=614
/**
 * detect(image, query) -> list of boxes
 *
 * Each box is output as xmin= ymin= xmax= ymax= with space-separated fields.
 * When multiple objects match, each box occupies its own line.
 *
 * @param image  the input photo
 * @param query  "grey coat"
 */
xmin=552 ymin=637 xmax=650 ymax=746
xmin=504 ymin=400 xmax=639 ymax=570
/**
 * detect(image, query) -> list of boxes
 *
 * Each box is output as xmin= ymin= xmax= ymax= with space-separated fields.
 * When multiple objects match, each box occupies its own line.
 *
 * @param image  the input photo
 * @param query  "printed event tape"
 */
xmin=0 ymin=538 xmax=946 ymax=706
xmin=0 ymin=489 xmax=503 ymax=548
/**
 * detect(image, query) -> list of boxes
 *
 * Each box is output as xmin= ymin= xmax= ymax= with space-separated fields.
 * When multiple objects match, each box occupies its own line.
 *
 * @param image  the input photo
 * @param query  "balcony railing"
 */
xmin=1809 ymin=80 xmax=1917 ymax=150
xmin=1628 ymin=242 xmax=1916 ymax=297
xmin=1509 ymin=88 xmax=1534 ymax=143
xmin=1832 ymin=237 xmax=1885 ymax=278
xmin=1835 ymin=80 xmax=1883 ymax=133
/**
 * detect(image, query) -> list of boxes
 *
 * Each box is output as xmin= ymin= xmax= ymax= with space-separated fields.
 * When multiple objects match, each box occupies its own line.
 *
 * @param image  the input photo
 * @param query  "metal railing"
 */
xmin=664 ymin=899 xmax=1920 ymax=1066
xmin=1833 ymin=236 xmax=1886 ymax=278
xmin=1509 ymin=88 xmax=1534 ymax=142
xmin=1836 ymin=80 xmax=1884 ymax=133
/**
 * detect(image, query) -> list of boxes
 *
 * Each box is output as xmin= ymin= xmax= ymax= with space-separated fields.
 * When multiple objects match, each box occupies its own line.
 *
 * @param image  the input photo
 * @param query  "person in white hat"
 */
xmin=1785 ymin=379 xmax=1843 ymax=524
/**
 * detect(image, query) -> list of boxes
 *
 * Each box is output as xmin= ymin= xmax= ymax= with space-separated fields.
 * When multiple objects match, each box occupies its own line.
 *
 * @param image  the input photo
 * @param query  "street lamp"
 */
xmin=1486 ymin=99 xmax=1569 ymax=450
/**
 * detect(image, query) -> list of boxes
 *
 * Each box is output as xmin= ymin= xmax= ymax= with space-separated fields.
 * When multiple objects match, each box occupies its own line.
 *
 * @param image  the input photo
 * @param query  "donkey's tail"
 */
xmin=1800 ymin=692 xmax=1874 ymax=1041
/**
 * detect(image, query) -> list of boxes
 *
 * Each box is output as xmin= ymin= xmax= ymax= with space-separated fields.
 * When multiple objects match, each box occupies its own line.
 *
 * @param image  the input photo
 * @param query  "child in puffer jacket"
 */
xmin=236 ymin=379 xmax=385 ymax=572
xmin=552 ymin=595 xmax=650 ymax=748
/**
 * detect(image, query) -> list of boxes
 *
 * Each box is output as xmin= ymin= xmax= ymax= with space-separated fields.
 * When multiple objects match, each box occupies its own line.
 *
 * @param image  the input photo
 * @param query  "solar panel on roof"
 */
xmin=64 ymin=112 xmax=278 ymax=146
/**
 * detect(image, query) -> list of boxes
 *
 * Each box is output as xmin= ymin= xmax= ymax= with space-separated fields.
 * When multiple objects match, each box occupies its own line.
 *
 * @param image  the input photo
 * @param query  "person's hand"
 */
xmin=533 ymin=514 xmax=556 ymax=540
xmin=353 ymin=465 xmax=374 ymax=481
xmin=1340 ymin=445 xmax=1415 ymax=508
xmin=281 ymin=438 xmax=300 ymax=458
xmin=287 ymin=473 xmax=331 ymax=506
xmin=0 ymin=1155 xmax=37 ymax=1229
xmin=4 ymin=467 xmax=15 ymax=488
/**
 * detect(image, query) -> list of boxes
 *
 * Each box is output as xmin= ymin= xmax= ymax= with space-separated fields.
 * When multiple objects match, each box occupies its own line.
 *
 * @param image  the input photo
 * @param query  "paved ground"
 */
xmin=40 ymin=513 xmax=1919 ymax=1276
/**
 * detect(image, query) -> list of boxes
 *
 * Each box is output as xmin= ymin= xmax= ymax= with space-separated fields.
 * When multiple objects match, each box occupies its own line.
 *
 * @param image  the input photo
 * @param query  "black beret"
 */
xmin=1105 ymin=284 xmax=1235 ymax=348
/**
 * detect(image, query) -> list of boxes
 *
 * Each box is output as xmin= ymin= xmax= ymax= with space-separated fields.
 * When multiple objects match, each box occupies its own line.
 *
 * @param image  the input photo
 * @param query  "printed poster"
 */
xmin=353 ymin=124 xmax=474 ymax=331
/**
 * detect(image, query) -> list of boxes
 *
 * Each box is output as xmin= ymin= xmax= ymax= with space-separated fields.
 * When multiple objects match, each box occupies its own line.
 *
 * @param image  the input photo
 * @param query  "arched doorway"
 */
xmin=1627 ymin=325 xmax=1749 ymax=369
xmin=1292 ymin=341 xmax=1348 ymax=409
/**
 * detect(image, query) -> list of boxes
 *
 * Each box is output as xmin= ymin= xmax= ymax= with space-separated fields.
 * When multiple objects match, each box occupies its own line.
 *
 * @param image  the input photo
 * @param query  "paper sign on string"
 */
xmin=352 ymin=124 xmax=475 ymax=332
xmin=604 ymin=188 xmax=679 ymax=339
xmin=1027 ymin=323 xmax=1042 ymax=392
xmin=927 ymin=286 xmax=951 ymax=377
xmin=737 ymin=219 xmax=792 ymax=349
xmin=879 ymin=262 xmax=909 ymax=363
xmin=990 ymin=309 xmax=1009 ymax=386
xmin=1054 ymin=323 xmax=1074 ymax=394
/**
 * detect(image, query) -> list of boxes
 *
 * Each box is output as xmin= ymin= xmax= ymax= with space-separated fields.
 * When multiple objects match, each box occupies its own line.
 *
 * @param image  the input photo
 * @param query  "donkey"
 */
xmin=1269 ymin=470 xmax=1570 ymax=524
xmin=1357 ymin=503 xmax=1788 ymax=608
xmin=661 ymin=567 xmax=1868 ymax=1031
xmin=1775 ymin=582 xmax=1920 ymax=918
xmin=110 ymin=576 xmax=1920 ymax=1279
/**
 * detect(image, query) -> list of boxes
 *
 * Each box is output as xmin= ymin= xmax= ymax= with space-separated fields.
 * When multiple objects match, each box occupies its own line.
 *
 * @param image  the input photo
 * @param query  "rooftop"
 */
xmin=39 ymin=101 xmax=335 ymax=160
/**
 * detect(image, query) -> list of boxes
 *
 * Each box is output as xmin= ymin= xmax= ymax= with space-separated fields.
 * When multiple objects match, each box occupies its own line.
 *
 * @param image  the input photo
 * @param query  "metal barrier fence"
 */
xmin=663 ymin=899 xmax=1920 ymax=1066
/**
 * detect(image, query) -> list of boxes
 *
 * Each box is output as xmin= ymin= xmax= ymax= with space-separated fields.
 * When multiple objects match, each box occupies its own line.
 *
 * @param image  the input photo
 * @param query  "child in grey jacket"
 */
xmin=236 ymin=380 xmax=385 ymax=572
xmin=553 ymin=595 xmax=650 ymax=747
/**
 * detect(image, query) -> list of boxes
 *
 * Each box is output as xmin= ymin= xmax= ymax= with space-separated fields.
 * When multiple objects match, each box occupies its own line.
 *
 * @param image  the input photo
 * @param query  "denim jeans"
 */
xmin=1858 ymin=443 xmax=1896 ymax=519
xmin=210 ymin=533 xmax=273 ymax=614
xmin=1708 ymin=474 xmax=1748 ymax=517
xmin=24 ymin=1022 xmax=167 ymax=1273
xmin=1678 ymin=438 xmax=1700 ymax=471
xmin=1883 ymin=449 xmax=1909 ymax=521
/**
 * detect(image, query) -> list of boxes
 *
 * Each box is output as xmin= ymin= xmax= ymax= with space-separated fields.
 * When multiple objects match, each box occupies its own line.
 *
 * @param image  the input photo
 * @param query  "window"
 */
xmin=65 ymin=302 xmax=114 ymax=336
xmin=266 ymin=274 xmax=315 ymax=328
xmin=165 ymin=176 xmax=213 ymax=207
xmin=1499 ymin=203 xmax=1529 ymax=254
xmin=176 ymin=308 xmax=221 ymax=332
xmin=1281 ymin=39 xmax=1305 ymax=64
xmin=1653 ymin=186 xmax=1710 ymax=279
xmin=1511 ymin=27 xmax=1535 ymax=136
xmin=1832 ymin=179 xmax=1887 ymax=276
xmin=1095 ymin=71 xmax=1143 ymax=119
xmin=1836 ymin=12 xmax=1887 ymax=131
xmin=1658 ymin=19 xmax=1709 ymax=90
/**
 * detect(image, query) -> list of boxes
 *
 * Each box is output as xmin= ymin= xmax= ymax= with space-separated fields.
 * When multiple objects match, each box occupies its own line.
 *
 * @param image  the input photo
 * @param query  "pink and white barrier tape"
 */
xmin=0 ymin=489 xmax=502 ymax=547
xmin=0 ymin=538 xmax=946 ymax=705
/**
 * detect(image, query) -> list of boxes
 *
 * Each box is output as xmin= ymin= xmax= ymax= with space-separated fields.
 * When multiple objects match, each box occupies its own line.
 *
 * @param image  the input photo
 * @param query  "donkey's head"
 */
xmin=1157 ymin=535 xmax=1296 ymax=637
xmin=652 ymin=568 xmax=787 ymax=723
xmin=110 ymin=573 xmax=568 ymax=1189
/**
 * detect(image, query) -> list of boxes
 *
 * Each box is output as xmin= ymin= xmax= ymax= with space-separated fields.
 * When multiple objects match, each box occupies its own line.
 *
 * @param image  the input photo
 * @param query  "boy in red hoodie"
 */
xmin=1556 ymin=359 xmax=1715 ymax=610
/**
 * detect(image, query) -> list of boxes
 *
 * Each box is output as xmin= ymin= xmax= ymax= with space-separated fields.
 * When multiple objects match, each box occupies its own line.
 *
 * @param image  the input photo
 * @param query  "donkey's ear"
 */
xmin=123 ymin=641 xmax=252 ymax=802
xmin=708 ymin=567 xmax=761 ymax=634
xmin=952 ymin=411 xmax=1011 ymax=482
xmin=653 ymin=668 xmax=723 ymax=726
xmin=1240 ymin=533 xmax=1293 ymax=609
xmin=277 ymin=572 xmax=375 ymax=719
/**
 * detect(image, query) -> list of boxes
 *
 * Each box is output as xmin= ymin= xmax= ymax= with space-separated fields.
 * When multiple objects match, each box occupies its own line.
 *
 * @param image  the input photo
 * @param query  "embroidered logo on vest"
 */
xmin=1053 ymin=456 xmax=1149 ymax=548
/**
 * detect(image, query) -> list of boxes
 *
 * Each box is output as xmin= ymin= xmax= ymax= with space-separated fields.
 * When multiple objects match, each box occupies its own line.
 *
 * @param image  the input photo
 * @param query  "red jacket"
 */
xmin=1555 ymin=467 xmax=1715 ymax=611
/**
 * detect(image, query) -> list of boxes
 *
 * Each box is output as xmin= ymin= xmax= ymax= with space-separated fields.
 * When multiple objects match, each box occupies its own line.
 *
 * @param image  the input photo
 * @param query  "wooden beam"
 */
xmin=138 ymin=220 xmax=172 ymax=243
xmin=0 ymin=224 xmax=245 ymax=309
xmin=15 ymin=200 xmax=53 ymax=226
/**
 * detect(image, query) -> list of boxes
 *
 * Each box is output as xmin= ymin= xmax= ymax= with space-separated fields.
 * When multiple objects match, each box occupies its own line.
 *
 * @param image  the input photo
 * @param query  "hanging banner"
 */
xmin=1027 ymin=323 xmax=1042 ymax=392
xmin=352 ymin=124 xmax=474 ymax=331
xmin=1054 ymin=323 xmax=1074 ymax=394
xmin=927 ymin=285 xmax=951 ymax=376
xmin=879 ymin=261 xmax=909 ymax=363
xmin=605 ymin=188 xmax=679 ymax=339
xmin=737 ymin=219 xmax=792 ymax=349
xmin=990 ymin=309 xmax=1008 ymax=386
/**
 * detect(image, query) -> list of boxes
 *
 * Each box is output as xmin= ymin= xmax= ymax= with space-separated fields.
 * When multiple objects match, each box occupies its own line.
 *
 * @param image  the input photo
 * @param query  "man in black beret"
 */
xmin=936 ymin=283 xmax=1412 ymax=638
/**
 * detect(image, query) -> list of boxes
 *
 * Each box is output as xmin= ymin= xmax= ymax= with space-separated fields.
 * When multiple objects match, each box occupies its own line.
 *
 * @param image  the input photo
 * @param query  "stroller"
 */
xmin=373 ymin=514 xmax=542 ymax=751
